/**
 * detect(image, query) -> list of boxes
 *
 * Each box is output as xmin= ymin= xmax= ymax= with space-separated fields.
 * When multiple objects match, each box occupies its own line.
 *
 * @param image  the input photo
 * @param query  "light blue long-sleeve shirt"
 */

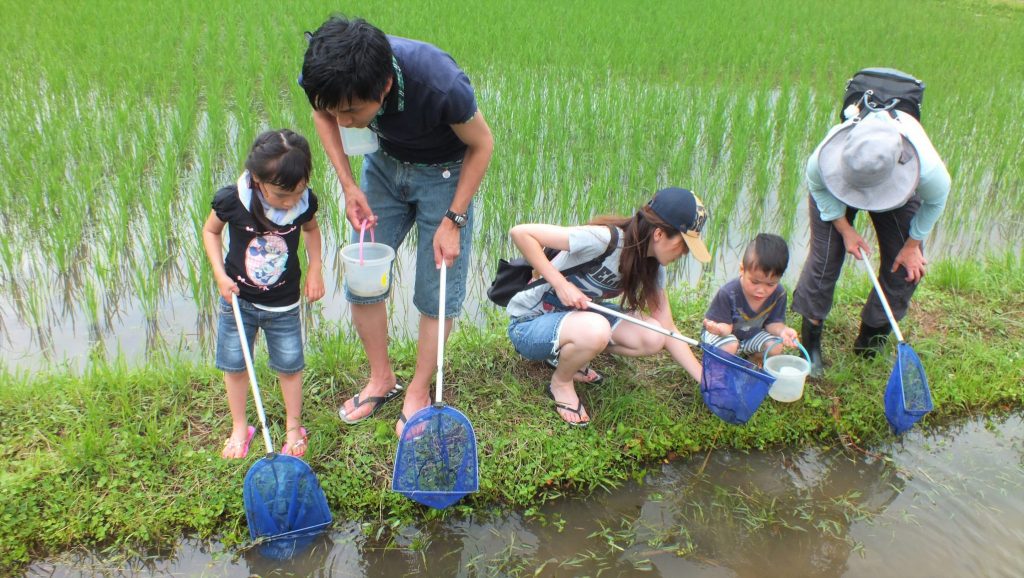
xmin=807 ymin=111 xmax=951 ymax=241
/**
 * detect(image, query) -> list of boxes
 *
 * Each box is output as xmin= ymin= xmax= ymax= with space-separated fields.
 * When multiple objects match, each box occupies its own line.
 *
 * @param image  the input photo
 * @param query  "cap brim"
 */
xmin=819 ymin=126 xmax=920 ymax=212
xmin=683 ymin=232 xmax=711 ymax=263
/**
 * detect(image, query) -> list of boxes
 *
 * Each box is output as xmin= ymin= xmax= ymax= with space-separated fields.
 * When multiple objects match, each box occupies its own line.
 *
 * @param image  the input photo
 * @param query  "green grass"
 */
xmin=1 ymin=254 xmax=1022 ymax=571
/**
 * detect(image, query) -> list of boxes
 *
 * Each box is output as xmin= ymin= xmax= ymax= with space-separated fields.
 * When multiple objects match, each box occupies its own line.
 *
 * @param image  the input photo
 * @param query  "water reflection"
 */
xmin=27 ymin=413 xmax=1024 ymax=577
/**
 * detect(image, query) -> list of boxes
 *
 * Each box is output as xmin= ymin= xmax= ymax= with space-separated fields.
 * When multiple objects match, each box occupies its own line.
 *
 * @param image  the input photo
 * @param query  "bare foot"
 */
xmin=395 ymin=393 xmax=432 ymax=437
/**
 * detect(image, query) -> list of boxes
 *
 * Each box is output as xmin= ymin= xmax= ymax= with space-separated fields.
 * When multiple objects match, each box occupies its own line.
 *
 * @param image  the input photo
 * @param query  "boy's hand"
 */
xmin=304 ymin=267 xmax=325 ymax=302
xmin=703 ymin=319 xmax=732 ymax=336
xmin=779 ymin=326 xmax=799 ymax=348
xmin=216 ymin=275 xmax=239 ymax=301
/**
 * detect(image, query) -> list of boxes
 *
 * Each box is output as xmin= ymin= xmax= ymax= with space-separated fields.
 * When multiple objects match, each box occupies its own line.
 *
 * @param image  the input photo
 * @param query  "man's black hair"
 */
xmin=742 ymin=233 xmax=789 ymax=278
xmin=301 ymin=16 xmax=393 ymax=111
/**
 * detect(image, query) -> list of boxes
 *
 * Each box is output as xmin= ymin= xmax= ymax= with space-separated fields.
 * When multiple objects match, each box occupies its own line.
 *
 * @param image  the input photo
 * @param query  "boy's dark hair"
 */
xmin=742 ymin=233 xmax=789 ymax=278
xmin=245 ymin=129 xmax=312 ymax=191
xmin=301 ymin=16 xmax=393 ymax=111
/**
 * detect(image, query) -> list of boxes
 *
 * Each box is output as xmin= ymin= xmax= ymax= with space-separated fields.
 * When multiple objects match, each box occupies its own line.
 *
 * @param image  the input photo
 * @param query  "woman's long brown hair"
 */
xmin=589 ymin=205 xmax=683 ymax=313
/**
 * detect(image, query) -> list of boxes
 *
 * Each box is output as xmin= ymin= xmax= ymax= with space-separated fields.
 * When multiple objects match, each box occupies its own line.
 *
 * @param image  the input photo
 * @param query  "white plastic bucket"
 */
xmin=340 ymin=127 xmax=379 ymax=156
xmin=764 ymin=344 xmax=811 ymax=402
xmin=341 ymin=242 xmax=394 ymax=297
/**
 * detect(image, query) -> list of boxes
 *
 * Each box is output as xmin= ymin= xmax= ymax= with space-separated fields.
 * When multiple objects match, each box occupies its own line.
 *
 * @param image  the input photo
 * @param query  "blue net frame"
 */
xmin=884 ymin=342 xmax=933 ymax=435
xmin=393 ymin=405 xmax=478 ymax=509
xmin=243 ymin=454 xmax=333 ymax=559
xmin=700 ymin=344 xmax=777 ymax=425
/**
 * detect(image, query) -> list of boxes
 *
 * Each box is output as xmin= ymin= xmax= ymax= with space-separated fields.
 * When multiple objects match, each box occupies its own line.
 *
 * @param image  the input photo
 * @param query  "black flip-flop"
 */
xmin=544 ymin=358 xmax=604 ymax=385
xmin=546 ymin=385 xmax=590 ymax=427
xmin=338 ymin=382 xmax=405 ymax=424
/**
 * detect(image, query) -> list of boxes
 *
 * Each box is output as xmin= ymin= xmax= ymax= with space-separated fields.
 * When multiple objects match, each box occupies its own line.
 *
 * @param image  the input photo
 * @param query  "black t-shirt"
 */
xmin=211 ymin=185 xmax=319 ymax=307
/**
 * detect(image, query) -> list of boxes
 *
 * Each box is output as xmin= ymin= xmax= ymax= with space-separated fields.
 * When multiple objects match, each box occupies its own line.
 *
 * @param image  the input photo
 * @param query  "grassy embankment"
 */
xmin=1 ymin=254 xmax=1022 ymax=571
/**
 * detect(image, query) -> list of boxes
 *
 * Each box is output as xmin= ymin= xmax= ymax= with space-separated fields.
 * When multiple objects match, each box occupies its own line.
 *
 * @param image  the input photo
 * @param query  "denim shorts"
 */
xmin=344 ymin=151 xmax=472 ymax=318
xmin=507 ymin=306 xmax=624 ymax=363
xmin=215 ymin=297 xmax=304 ymax=374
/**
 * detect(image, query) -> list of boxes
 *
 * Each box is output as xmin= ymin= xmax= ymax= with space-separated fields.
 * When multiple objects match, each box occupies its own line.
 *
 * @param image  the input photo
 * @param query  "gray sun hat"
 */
xmin=818 ymin=112 xmax=920 ymax=212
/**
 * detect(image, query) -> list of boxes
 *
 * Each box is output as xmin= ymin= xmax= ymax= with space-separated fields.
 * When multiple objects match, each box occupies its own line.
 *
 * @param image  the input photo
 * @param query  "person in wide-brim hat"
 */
xmin=792 ymin=103 xmax=951 ymax=379
xmin=818 ymin=112 xmax=921 ymax=212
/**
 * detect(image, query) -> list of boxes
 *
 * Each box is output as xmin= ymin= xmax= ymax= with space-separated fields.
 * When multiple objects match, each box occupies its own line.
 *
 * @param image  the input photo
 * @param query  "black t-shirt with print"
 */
xmin=212 ymin=185 xmax=319 ymax=307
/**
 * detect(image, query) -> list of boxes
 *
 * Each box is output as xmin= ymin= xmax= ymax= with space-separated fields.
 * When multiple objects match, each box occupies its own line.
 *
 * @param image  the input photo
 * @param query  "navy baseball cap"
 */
xmin=647 ymin=187 xmax=711 ymax=263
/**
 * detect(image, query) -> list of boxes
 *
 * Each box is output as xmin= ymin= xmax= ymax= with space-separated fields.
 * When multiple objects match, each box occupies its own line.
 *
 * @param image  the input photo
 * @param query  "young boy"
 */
xmin=702 ymin=233 xmax=798 ymax=358
xmin=301 ymin=16 xmax=494 ymax=436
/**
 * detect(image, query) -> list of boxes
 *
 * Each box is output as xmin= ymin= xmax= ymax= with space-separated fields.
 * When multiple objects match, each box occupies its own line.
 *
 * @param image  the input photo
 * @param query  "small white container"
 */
xmin=340 ymin=127 xmax=379 ymax=156
xmin=764 ymin=347 xmax=811 ymax=403
xmin=340 ymin=242 xmax=394 ymax=297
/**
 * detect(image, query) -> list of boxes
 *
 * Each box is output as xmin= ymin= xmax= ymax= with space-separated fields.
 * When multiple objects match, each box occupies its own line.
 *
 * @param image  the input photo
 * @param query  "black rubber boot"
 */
xmin=801 ymin=317 xmax=825 ymax=378
xmin=853 ymin=322 xmax=891 ymax=358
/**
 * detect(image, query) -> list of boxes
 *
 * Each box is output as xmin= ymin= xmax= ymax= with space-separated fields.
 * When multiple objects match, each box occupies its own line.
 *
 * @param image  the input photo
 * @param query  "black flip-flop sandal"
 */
xmin=546 ymin=386 xmax=590 ymax=427
xmin=338 ymin=382 xmax=405 ymax=424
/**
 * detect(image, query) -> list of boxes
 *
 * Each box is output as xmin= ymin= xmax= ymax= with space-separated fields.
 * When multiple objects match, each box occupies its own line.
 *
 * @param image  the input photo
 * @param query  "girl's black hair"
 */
xmin=301 ymin=16 xmax=394 ymax=111
xmin=244 ymin=129 xmax=312 ymax=231
xmin=245 ymin=129 xmax=312 ymax=190
xmin=590 ymin=205 xmax=683 ymax=313
xmin=742 ymin=233 xmax=789 ymax=277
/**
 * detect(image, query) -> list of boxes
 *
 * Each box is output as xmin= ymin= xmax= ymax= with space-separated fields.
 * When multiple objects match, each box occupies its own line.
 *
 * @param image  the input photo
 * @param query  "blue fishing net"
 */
xmin=243 ymin=454 xmax=332 ymax=559
xmin=393 ymin=405 xmax=478 ymax=509
xmin=700 ymin=344 xmax=776 ymax=425
xmin=884 ymin=342 xmax=933 ymax=435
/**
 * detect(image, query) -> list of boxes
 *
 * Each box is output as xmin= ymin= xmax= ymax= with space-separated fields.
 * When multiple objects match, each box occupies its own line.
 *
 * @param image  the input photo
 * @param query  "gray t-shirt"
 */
xmin=506 ymin=225 xmax=666 ymax=318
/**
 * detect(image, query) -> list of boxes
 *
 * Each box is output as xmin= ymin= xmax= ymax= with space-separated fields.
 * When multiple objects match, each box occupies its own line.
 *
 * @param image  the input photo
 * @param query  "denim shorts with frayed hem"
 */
xmin=507 ymin=306 xmax=624 ymax=362
xmin=343 ymin=151 xmax=471 ymax=318
xmin=215 ymin=297 xmax=304 ymax=374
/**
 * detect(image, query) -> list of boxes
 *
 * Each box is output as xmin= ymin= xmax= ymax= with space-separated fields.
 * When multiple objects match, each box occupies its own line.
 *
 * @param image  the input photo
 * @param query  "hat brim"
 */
xmin=818 ymin=124 xmax=920 ymax=212
xmin=683 ymin=232 xmax=711 ymax=263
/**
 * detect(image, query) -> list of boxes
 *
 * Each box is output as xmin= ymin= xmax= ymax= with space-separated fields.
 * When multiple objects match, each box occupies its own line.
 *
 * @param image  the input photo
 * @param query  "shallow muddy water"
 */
xmin=27 ymin=413 xmax=1024 ymax=577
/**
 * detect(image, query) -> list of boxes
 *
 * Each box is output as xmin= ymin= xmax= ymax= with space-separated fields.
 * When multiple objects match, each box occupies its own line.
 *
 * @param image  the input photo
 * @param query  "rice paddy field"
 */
xmin=1 ymin=0 xmax=1022 ymax=368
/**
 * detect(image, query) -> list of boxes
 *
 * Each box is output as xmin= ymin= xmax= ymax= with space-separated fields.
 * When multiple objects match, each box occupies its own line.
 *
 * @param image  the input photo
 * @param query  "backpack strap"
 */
xmin=524 ymin=225 xmax=620 ymax=290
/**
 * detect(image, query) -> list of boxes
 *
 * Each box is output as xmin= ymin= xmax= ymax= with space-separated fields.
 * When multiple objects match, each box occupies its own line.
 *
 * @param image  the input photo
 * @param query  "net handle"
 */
xmin=587 ymin=302 xmax=699 ymax=346
xmin=856 ymin=249 xmax=905 ymax=342
xmin=230 ymin=294 xmax=275 ymax=455
xmin=435 ymin=261 xmax=446 ymax=405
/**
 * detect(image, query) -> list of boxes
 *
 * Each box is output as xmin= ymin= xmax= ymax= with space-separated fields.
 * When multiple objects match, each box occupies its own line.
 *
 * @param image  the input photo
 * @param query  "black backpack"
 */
xmin=841 ymin=68 xmax=925 ymax=121
xmin=486 ymin=226 xmax=619 ymax=307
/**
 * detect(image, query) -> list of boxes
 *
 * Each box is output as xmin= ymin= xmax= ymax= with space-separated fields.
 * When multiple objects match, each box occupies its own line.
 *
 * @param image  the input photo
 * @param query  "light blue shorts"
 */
xmin=215 ymin=297 xmax=304 ymax=374
xmin=344 ymin=151 xmax=472 ymax=318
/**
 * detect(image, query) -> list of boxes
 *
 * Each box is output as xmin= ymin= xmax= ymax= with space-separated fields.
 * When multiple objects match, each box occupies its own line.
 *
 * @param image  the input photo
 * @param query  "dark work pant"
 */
xmin=792 ymin=193 xmax=922 ymax=328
